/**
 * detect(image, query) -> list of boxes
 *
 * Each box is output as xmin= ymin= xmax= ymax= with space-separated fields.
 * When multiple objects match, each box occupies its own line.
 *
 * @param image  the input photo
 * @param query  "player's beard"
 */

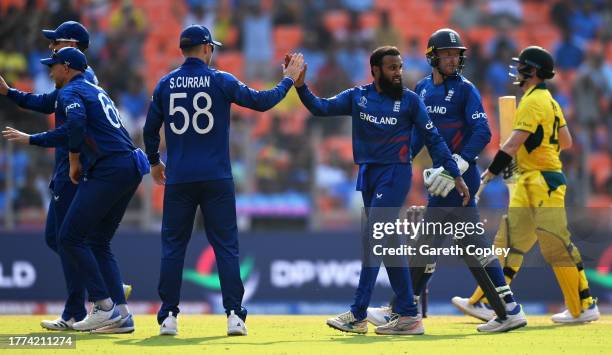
xmin=379 ymin=74 xmax=404 ymax=100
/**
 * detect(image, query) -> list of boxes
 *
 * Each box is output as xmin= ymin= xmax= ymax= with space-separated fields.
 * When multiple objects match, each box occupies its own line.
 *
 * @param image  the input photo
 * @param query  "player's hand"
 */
xmin=151 ymin=161 xmax=166 ymax=185
xmin=283 ymin=53 xmax=304 ymax=83
xmin=424 ymin=167 xmax=453 ymax=197
xmin=423 ymin=167 xmax=441 ymax=189
xmin=294 ymin=63 xmax=307 ymax=88
xmin=0 ymin=74 xmax=9 ymax=96
xmin=69 ymin=157 xmax=82 ymax=185
xmin=454 ymin=176 xmax=470 ymax=206
xmin=2 ymin=126 xmax=30 ymax=144
xmin=283 ymin=53 xmax=306 ymax=86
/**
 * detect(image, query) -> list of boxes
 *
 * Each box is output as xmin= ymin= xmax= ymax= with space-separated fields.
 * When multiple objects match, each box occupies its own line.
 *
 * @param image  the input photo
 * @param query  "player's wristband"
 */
xmin=147 ymin=153 xmax=160 ymax=166
xmin=488 ymin=150 xmax=513 ymax=175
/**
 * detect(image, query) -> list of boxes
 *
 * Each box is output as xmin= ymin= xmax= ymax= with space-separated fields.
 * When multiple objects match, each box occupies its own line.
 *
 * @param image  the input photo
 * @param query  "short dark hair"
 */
xmin=370 ymin=46 xmax=400 ymax=68
xmin=181 ymin=44 xmax=204 ymax=56
xmin=180 ymin=43 xmax=213 ymax=56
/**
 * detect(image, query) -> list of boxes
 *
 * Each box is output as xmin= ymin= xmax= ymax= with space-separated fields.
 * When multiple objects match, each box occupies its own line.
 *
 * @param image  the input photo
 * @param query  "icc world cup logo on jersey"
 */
xmin=358 ymin=96 xmax=367 ymax=108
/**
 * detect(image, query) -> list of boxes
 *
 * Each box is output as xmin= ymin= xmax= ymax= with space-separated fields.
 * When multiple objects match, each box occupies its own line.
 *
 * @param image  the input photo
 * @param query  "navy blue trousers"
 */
xmin=59 ymin=153 xmax=142 ymax=304
xmin=157 ymin=179 xmax=246 ymax=324
xmin=350 ymin=164 xmax=418 ymax=319
xmin=45 ymin=180 xmax=87 ymax=321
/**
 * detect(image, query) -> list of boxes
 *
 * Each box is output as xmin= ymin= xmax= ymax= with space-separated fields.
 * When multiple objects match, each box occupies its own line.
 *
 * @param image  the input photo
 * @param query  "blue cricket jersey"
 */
xmin=143 ymin=57 xmax=294 ymax=184
xmin=296 ymin=83 xmax=460 ymax=177
xmin=411 ymin=74 xmax=491 ymax=163
xmin=7 ymin=66 xmax=99 ymax=183
xmin=59 ymin=74 xmax=139 ymax=172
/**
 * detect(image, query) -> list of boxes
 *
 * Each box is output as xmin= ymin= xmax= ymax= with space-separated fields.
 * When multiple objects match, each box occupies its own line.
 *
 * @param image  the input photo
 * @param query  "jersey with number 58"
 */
xmin=143 ymin=57 xmax=294 ymax=184
xmin=60 ymin=74 xmax=137 ymax=172
xmin=513 ymin=83 xmax=565 ymax=172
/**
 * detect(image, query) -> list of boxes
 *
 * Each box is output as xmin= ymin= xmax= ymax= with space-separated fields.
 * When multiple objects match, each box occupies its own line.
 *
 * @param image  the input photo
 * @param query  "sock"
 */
xmin=505 ymin=301 xmax=517 ymax=312
xmin=470 ymin=266 xmax=518 ymax=305
xmin=468 ymin=286 xmax=485 ymax=304
xmin=95 ymin=298 xmax=113 ymax=311
xmin=117 ymin=304 xmax=130 ymax=317
xmin=486 ymin=260 xmax=517 ymax=305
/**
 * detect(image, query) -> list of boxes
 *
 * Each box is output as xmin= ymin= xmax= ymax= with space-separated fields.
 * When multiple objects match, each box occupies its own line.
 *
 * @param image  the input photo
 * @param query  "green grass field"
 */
xmin=1 ymin=315 xmax=610 ymax=354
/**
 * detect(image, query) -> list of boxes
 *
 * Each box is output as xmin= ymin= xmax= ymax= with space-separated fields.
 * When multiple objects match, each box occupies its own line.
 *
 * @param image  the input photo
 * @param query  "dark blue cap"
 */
xmin=179 ymin=25 xmax=222 ymax=49
xmin=42 ymin=21 xmax=90 ymax=49
xmin=40 ymin=47 xmax=87 ymax=72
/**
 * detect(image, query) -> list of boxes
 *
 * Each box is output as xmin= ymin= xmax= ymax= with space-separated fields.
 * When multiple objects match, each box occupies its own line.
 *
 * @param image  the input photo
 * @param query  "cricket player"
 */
xmin=367 ymin=29 xmax=526 ymax=333
xmin=33 ymin=47 xmax=148 ymax=331
xmin=295 ymin=45 xmax=470 ymax=335
xmin=453 ymin=46 xmax=600 ymax=324
xmin=143 ymin=25 xmax=304 ymax=336
xmin=0 ymin=21 xmax=132 ymax=333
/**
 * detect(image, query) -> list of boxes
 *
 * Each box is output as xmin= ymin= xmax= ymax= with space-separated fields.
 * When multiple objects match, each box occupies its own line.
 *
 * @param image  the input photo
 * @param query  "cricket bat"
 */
xmin=475 ymin=96 xmax=516 ymax=202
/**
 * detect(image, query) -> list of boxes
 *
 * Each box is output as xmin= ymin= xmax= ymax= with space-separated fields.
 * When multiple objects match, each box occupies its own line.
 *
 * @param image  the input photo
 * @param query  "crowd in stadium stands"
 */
xmin=0 ymin=0 xmax=611 ymax=228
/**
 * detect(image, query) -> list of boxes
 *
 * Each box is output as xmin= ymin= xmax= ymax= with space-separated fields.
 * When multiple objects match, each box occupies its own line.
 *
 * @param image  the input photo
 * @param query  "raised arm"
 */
xmin=295 ymin=84 xmax=353 ymax=117
xmin=1 ymin=73 xmax=57 ymax=114
xmin=219 ymin=53 xmax=303 ymax=112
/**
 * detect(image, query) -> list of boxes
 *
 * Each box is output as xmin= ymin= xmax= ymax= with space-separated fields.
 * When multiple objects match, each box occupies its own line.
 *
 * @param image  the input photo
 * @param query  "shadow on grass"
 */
xmin=326 ymin=332 xmax=475 ymax=344
xmin=113 ymin=335 xmax=228 ymax=347
xmin=69 ymin=323 xmax=542 ymax=348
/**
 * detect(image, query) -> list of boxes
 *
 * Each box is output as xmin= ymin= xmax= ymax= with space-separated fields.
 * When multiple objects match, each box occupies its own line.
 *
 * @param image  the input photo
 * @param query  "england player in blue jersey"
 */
xmin=295 ymin=46 xmax=469 ymax=335
xmin=143 ymin=25 xmax=304 ymax=336
xmin=0 ymin=21 xmax=132 ymax=332
xmin=29 ymin=47 xmax=149 ymax=332
xmin=367 ymin=29 xmax=526 ymax=333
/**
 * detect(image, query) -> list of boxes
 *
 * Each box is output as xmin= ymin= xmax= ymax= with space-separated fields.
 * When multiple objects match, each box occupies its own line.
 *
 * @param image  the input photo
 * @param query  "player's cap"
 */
xmin=179 ymin=25 xmax=222 ymax=49
xmin=42 ymin=21 xmax=90 ymax=49
xmin=40 ymin=47 xmax=87 ymax=72
xmin=512 ymin=46 xmax=555 ymax=79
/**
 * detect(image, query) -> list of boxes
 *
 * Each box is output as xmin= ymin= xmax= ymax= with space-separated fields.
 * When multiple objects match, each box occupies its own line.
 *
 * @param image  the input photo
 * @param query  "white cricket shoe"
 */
xmin=91 ymin=313 xmax=135 ymax=334
xmin=227 ymin=310 xmax=247 ymax=336
xmin=551 ymin=302 xmax=600 ymax=324
xmin=159 ymin=312 xmax=178 ymax=336
xmin=374 ymin=314 xmax=424 ymax=335
xmin=41 ymin=317 xmax=75 ymax=331
xmin=326 ymin=310 xmax=368 ymax=334
xmin=367 ymin=306 xmax=393 ymax=326
xmin=477 ymin=304 xmax=527 ymax=333
xmin=451 ymin=296 xmax=496 ymax=322
xmin=72 ymin=305 xmax=122 ymax=331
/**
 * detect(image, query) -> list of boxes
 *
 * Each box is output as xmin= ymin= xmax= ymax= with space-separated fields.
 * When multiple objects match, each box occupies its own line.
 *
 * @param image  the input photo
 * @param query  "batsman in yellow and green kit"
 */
xmin=452 ymin=46 xmax=600 ymax=324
